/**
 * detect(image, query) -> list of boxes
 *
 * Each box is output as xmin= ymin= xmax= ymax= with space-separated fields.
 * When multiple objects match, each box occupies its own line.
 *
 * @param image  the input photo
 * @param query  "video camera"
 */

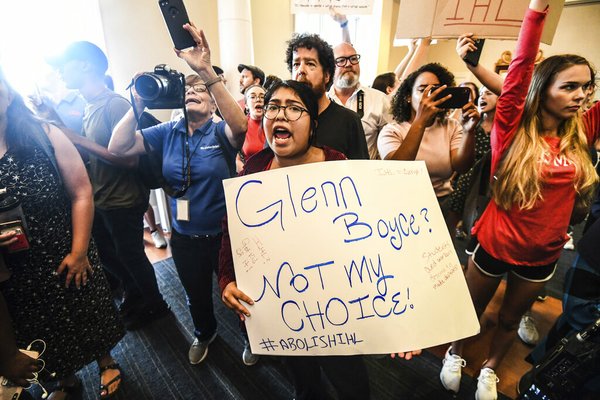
xmin=134 ymin=64 xmax=185 ymax=109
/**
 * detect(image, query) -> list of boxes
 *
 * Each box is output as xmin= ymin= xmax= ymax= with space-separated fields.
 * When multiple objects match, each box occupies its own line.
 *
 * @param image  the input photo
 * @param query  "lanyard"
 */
xmin=356 ymin=90 xmax=364 ymax=118
xmin=173 ymin=129 xmax=202 ymax=198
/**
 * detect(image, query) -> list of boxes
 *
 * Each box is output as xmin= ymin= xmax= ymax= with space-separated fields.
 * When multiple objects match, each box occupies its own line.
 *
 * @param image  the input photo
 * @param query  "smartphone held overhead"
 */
xmin=159 ymin=0 xmax=195 ymax=50
xmin=464 ymin=38 xmax=485 ymax=67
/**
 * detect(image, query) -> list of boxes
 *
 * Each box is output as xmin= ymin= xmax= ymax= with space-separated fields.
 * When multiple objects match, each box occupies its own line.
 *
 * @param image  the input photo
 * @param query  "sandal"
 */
xmin=99 ymin=362 xmax=122 ymax=399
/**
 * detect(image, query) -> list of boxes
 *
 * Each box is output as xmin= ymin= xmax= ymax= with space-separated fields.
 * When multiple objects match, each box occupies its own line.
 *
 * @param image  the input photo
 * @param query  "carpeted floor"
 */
xmin=29 ymin=257 xmax=512 ymax=400
xmin=27 ymin=219 xmax=587 ymax=400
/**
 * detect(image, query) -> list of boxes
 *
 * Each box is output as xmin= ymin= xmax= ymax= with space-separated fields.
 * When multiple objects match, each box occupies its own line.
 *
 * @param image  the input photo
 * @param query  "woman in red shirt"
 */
xmin=439 ymin=1 xmax=600 ymax=399
xmin=238 ymin=84 xmax=267 ymax=171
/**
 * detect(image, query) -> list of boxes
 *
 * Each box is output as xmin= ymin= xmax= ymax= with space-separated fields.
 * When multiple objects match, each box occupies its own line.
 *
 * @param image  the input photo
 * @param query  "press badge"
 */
xmin=176 ymin=198 xmax=190 ymax=221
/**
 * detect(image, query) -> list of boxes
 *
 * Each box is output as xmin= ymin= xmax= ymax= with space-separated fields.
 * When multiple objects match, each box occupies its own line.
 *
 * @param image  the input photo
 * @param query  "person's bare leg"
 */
xmin=483 ymin=273 xmax=545 ymax=370
xmin=450 ymin=255 xmax=502 ymax=356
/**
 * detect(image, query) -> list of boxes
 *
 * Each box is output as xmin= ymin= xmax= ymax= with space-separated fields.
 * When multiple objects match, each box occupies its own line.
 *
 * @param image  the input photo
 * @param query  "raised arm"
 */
xmin=401 ymin=38 xmax=431 ymax=81
xmin=394 ymin=39 xmax=418 ymax=81
xmin=109 ymin=81 xmax=150 ymax=158
xmin=330 ymin=7 xmax=351 ymax=44
xmin=177 ymin=23 xmax=247 ymax=149
xmin=455 ymin=34 xmax=503 ymax=96
xmin=490 ymin=0 xmax=548 ymax=175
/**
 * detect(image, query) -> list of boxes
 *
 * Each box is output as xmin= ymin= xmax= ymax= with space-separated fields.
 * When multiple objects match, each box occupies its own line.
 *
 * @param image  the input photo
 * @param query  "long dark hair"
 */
xmin=264 ymin=80 xmax=319 ymax=145
xmin=372 ymin=72 xmax=396 ymax=94
xmin=0 ymin=67 xmax=52 ymax=155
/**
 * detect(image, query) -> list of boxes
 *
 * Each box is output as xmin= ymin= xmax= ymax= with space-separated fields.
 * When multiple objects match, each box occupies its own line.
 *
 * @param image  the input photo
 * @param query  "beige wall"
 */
xmin=97 ymin=1 xmax=599 ymax=103
xmin=98 ymin=0 xmax=219 ymax=93
xmin=250 ymin=0 xmax=294 ymax=81
xmin=385 ymin=3 xmax=600 ymax=92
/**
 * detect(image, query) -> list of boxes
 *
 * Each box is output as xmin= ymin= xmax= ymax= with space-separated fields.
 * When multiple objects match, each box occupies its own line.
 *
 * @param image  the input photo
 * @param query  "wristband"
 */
xmin=340 ymin=20 xmax=348 ymax=28
xmin=205 ymin=75 xmax=223 ymax=88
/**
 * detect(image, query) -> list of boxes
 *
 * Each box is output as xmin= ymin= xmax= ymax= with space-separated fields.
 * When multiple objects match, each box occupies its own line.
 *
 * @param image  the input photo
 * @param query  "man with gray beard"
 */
xmin=329 ymin=42 xmax=392 ymax=159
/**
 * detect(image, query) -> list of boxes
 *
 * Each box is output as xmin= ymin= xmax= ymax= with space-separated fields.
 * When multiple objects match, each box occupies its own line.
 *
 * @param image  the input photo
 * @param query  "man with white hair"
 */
xmin=329 ymin=42 xmax=392 ymax=159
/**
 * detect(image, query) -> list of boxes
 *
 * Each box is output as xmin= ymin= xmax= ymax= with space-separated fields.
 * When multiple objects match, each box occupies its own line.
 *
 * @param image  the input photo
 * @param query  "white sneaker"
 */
xmin=563 ymin=233 xmax=575 ymax=250
xmin=518 ymin=312 xmax=540 ymax=346
xmin=151 ymin=230 xmax=168 ymax=248
xmin=188 ymin=332 xmax=217 ymax=364
xmin=242 ymin=340 xmax=260 ymax=366
xmin=476 ymin=367 xmax=499 ymax=400
xmin=440 ymin=346 xmax=466 ymax=393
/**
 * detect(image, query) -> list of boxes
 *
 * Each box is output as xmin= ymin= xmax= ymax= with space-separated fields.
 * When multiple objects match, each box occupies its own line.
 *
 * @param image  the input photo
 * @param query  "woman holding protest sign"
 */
xmin=439 ymin=1 xmax=600 ymax=399
xmin=218 ymin=80 xmax=422 ymax=399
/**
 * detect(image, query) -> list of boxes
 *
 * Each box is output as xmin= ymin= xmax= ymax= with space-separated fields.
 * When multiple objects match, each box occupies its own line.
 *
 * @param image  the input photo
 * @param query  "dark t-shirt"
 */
xmin=82 ymin=89 xmax=149 ymax=209
xmin=316 ymin=101 xmax=369 ymax=160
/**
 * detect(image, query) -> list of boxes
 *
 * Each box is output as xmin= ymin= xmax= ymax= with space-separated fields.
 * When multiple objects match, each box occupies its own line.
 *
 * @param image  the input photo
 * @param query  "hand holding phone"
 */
xmin=158 ymin=0 xmax=195 ymax=50
xmin=463 ymin=38 xmax=485 ymax=67
xmin=0 ymin=221 xmax=30 ymax=253
xmin=435 ymin=87 xmax=471 ymax=109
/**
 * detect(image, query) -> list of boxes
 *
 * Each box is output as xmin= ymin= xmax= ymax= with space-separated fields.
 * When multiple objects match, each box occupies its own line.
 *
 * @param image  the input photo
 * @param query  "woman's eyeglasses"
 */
xmin=335 ymin=54 xmax=361 ymax=67
xmin=264 ymin=104 xmax=309 ymax=121
xmin=185 ymin=84 xmax=208 ymax=93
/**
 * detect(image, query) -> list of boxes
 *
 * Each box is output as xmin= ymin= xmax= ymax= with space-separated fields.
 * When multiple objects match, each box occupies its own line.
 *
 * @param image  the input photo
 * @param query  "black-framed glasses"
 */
xmin=264 ymin=104 xmax=309 ymax=121
xmin=247 ymin=94 xmax=265 ymax=101
xmin=184 ymin=84 xmax=208 ymax=93
xmin=335 ymin=54 xmax=361 ymax=67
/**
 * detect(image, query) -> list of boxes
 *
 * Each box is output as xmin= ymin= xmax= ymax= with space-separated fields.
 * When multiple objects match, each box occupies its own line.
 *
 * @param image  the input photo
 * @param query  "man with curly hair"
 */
xmin=286 ymin=33 xmax=368 ymax=160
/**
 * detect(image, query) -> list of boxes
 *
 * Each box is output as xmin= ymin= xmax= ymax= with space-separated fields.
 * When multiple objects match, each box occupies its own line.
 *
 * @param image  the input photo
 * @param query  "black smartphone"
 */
xmin=158 ymin=0 xmax=196 ymax=50
xmin=435 ymin=87 xmax=471 ymax=109
xmin=463 ymin=38 xmax=485 ymax=67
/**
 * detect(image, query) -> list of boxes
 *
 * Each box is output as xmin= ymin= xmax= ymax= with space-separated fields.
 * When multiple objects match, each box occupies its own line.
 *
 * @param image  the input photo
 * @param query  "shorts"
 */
xmin=471 ymin=241 xmax=557 ymax=283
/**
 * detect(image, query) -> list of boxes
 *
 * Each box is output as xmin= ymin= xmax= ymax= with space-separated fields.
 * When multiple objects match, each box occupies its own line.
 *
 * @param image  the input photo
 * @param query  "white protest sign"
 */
xmin=223 ymin=160 xmax=479 ymax=356
xmin=291 ymin=0 xmax=374 ymax=15
xmin=395 ymin=0 xmax=564 ymax=45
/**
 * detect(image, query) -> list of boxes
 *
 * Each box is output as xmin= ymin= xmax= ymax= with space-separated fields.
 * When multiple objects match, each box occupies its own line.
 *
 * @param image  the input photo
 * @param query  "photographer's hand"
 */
xmin=0 ymin=230 xmax=18 ymax=248
xmin=176 ymin=23 xmax=213 ymax=78
xmin=129 ymin=72 xmax=146 ymax=112
xmin=56 ymin=252 xmax=93 ymax=289
xmin=0 ymin=349 xmax=40 ymax=386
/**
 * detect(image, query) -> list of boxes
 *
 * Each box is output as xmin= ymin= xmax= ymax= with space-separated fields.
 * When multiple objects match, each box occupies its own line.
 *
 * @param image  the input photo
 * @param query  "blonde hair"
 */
xmin=492 ymin=55 xmax=598 ymax=211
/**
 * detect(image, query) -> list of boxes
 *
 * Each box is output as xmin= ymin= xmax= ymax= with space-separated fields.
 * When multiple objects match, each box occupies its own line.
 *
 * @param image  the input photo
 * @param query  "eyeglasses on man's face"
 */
xmin=335 ymin=54 xmax=361 ymax=67
xmin=185 ymin=84 xmax=208 ymax=93
xmin=263 ymin=104 xmax=309 ymax=121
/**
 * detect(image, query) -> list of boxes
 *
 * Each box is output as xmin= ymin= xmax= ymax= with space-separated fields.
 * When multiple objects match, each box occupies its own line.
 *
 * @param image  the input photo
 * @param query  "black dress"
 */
xmin=0 ymin=146 xmax=124 ymax=379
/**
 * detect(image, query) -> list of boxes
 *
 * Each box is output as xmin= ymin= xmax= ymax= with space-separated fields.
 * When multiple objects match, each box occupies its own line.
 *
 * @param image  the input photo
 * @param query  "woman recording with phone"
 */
xmin=109 ymin=22 xmax=247 ymax=365
xmin=377 ymin=63 xmax=480 ymax=227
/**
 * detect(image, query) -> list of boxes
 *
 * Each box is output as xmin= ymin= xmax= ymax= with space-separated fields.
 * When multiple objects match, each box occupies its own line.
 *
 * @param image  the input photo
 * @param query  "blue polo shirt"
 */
xmin=143 ymin=118 xmax=236 ymax=235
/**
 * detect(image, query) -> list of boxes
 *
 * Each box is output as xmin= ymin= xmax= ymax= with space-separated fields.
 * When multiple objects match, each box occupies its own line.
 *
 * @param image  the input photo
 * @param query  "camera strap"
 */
xmin=356 ymin=90 xmax=364 ymax=119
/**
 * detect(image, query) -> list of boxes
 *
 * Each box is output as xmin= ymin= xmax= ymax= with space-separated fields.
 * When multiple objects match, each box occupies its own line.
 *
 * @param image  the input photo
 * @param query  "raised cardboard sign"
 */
xmin=291 ymin=0 xmax=374 ymax=15
xmin=395 ymin=0 xmax=564 ymax=45
xmin=223 ymin=160 xmax=479 ymax=356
